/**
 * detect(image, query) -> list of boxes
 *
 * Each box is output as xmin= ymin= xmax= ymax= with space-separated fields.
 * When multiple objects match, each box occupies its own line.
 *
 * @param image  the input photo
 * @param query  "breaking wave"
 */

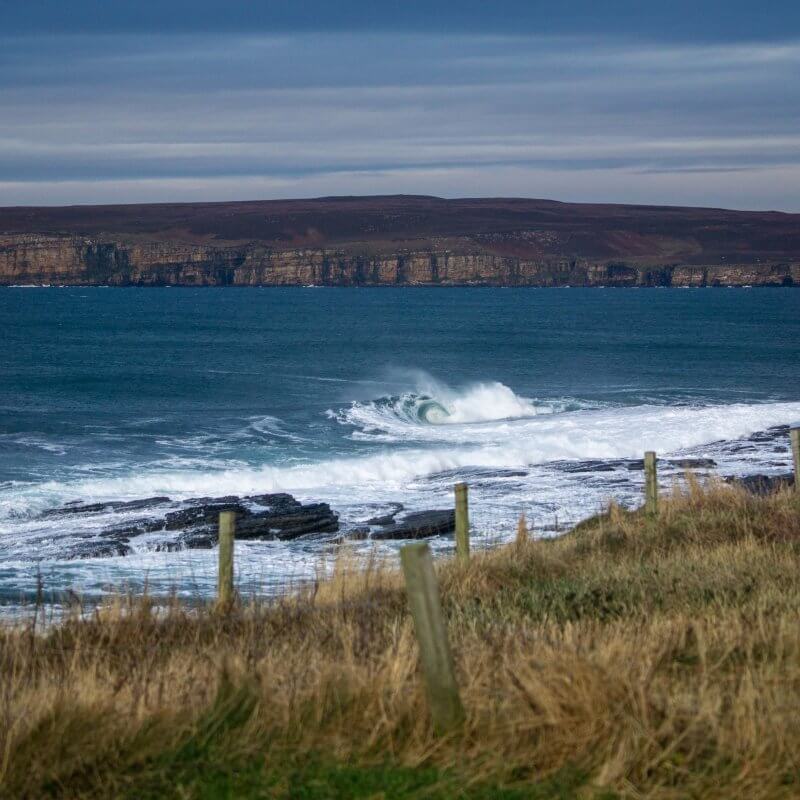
xmin=330 ymin=379 xmax=595 ymax=441
xmin=6 ymin=399 xmax=799 ymax=520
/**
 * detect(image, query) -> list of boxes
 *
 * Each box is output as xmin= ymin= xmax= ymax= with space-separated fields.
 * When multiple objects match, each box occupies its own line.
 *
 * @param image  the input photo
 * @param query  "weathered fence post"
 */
xmin=644 ymin=451 xmax=658 ymax=515
xmin=791 ymin=427 xmax=800 ymax=492
xmin=454 ymin=482 xmax=470 ymax=562
xmin=217 ymin=510 xmax=235 ymax=608
xmin=400 ymin=542 xmax=464 ymax=733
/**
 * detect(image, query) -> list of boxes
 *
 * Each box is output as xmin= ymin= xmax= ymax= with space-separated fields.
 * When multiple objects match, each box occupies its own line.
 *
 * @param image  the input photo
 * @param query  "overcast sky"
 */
xmin=2 ymin=1 xmax=799 ymax=209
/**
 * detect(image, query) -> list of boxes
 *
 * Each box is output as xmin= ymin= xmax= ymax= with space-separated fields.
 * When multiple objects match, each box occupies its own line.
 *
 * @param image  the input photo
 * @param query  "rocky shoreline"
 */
xmin=37 ymin=449 xmax=793 ymax=562
xmin=42 ymin=493 xmax=457 ymax=560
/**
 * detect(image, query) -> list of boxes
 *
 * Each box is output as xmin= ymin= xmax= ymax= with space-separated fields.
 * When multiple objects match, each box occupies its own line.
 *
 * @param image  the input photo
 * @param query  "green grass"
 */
xmin=117 ymin=754 xmax=596 ymax=800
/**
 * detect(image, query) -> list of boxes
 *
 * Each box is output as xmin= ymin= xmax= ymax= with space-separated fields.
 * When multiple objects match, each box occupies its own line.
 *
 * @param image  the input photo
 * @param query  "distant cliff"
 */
xmin=1 ymin=196 xmax=798 ymax=286
xmin=2 ymin=233 xmax=799 ymax=287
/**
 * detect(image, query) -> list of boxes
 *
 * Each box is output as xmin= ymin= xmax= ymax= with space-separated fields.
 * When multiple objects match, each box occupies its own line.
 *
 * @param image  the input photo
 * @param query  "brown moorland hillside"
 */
xmin=1 ymin=195 xmax=798 ymax=286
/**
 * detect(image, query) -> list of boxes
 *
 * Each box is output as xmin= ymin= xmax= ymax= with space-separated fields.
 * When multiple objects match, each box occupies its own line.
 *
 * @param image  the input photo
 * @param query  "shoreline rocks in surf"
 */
xmin=32 ymin=423 xmax=795 ymax=560
xmin=346 ymin=505 xmax=456 ymax=541
xmin=40 ymin=493 xmax=460 ymax=560
xmin=43 ymin=494 xmax=340 ymax=559
xmin=725 ymin=473 xmax=794 ymax=495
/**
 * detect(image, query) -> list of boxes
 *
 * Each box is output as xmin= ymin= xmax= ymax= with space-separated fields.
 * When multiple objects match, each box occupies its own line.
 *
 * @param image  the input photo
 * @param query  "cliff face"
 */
xmin=1 ymin=234 xmax=798 ymax=287
xmin=2 ymin=196 xmax=799 ymax=287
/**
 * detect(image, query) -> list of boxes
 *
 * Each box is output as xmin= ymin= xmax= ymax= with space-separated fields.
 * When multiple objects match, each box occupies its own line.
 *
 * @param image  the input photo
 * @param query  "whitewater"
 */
xmin=1 ymin=286 xmax=798 ymax=608
xmin=5 ymin=380 xmax=799 ymax=510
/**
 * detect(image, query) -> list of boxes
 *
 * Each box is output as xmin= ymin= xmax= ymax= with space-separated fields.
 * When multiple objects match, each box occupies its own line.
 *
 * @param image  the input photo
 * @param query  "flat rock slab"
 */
xmin=163 ymin=494 xmax=340 ymax=548
xmin=365 ymin=502 xmax=404 ymax=526
xmin=726 ymin=473 xmax=794 ymax=495
xmin=550 ymin=457 xmax=718 ymax=474
xmin=748 ymin=425 xmax=789 ymax=443
xmin=64 ymin=537 xmax=136 ymax=560
xmin=625 ymin=457 xmax=716 ymax=471
xmin=666 ymin=458 xmax=717 ymax=469
xmin=44 ymin=496 xmax=172 ymax=517
xmin=369 ymin=509 xmax=455 ymax=541
xmin=553 ymin=460 xmax=621 ymax=474
xmin=42 ymin=492 xmax=340 ymax=557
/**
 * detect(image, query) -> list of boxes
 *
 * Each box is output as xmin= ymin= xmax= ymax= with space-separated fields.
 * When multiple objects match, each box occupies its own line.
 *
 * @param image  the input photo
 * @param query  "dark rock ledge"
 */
xmin=347 ymin=505 xmax=456 ymax=541
xmin=45 ymin=494 xmax=339 ymax=559
xmin=167 ymin=494 xmax=340 ymax=549
xmin=368 ymin=509 xmax=456 ymax=541
xmin=725 ymin=473 xmax=794 ymax=495
xmin=44 ymin=493 xmax=458 ymax=560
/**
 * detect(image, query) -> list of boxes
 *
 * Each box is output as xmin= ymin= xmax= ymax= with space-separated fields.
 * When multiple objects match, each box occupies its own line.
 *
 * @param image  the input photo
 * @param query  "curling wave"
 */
xmin=330 ymin=380 xmax=593 ymax=437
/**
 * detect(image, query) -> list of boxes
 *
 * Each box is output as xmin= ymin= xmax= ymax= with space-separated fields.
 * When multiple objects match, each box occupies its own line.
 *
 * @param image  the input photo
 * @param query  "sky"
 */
xmin=2 ymin=1 xmax=799 ymax=209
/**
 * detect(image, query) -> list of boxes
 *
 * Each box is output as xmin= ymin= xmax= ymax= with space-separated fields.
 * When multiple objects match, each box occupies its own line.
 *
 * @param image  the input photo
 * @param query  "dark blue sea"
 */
xmin=1 ymin=287 xmax=799 ymax=609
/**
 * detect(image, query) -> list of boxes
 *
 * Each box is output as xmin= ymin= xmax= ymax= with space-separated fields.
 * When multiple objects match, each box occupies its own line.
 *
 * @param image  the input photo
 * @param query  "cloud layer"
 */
xmin=1 ymin=32 xmax=798 ymax=208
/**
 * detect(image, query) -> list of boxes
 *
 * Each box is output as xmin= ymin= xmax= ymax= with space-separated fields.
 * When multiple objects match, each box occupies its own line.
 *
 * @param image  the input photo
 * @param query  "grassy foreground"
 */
xmin=2 ymin=481 xmax=800 ymax=799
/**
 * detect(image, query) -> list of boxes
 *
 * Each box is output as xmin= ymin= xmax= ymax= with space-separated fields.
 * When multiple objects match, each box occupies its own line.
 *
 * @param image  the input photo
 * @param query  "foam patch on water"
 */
xmin=0 ymin=434 xmax=69 ymax=455
xmin=3 ymin=400 xmax=798 ymax=517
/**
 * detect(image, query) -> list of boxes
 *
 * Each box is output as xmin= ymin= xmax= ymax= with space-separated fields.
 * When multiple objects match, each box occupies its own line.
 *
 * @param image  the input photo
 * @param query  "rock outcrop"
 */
xmin=367 ymin=509 xmax=456 ymax=540
xmin=41 ymin=492 xmax=464 ymax=559
xmin=43 ymin=493 xmax=340 ymax=559
xmin=726 ymin=474 xmax=795 ymax=495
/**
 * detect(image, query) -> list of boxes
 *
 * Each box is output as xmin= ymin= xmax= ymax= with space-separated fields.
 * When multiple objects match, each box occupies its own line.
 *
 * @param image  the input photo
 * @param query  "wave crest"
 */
xmin=332 ymin=380 xmax=563 ymax=435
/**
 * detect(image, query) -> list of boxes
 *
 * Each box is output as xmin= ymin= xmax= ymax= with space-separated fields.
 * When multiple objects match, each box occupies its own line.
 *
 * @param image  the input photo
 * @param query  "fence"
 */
xmin=14 ymin=425 xmax=795 ymax=626
xmin=210 ymin=427 xmax=800 ymax=731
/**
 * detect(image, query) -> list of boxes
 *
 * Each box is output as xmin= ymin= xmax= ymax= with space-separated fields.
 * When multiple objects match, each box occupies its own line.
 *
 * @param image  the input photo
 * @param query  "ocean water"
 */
xmin=1 ymin=287 xmax=799 ymax=610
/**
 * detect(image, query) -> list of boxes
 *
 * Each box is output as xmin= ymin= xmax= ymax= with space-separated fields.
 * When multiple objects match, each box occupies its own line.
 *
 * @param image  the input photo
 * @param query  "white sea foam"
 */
xmin=331 ymin=378 xmax=596 ymax=440
xmin=243 ymin=415 xmax=308 ymax=443
xmin=3 ymin=399 xmax=798 ymax=520
xmin=0 ymin=434 xmax=68 ymax=455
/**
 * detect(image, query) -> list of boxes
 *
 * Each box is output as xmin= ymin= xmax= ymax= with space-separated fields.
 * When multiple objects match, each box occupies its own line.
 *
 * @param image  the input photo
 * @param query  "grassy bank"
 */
xmin=2 ymin=481 xmax=800 ymax=799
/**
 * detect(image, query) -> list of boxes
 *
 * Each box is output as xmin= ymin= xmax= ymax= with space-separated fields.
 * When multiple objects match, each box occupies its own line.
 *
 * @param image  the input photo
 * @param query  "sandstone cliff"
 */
xmin=2 ymin=233 xmax=797 ymax=287
xmin=1 ymin=196 xmax=798 ymax=287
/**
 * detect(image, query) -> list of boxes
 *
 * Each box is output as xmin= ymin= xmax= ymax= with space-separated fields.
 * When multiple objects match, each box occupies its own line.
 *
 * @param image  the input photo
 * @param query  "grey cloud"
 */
xmin=0 ymin=33 xmax=798 ymax=208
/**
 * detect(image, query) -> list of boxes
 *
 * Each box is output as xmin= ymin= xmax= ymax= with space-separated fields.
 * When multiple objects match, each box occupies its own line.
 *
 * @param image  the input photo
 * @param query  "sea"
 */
xmin=1 ymin=286 xmax=799 ymax=611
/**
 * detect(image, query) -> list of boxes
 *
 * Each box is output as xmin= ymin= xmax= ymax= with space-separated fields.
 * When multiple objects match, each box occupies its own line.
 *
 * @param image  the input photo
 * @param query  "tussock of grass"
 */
xmin=2 ymin=481 xmax=800 ymax=798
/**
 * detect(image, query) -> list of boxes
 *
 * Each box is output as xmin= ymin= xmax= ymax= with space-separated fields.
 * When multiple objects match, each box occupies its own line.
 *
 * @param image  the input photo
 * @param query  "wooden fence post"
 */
xmin=217 ymin=511 xmax=235 ymax=608
xmin=791 ymin=427 xmax=800 ymax=492
xmin=644 ymin=451 xmax=658 ymax=515
xmin=454 ymin=482 xmax=470 ymax=562
xmin=400 ymin=542 xmax=465 ymax=733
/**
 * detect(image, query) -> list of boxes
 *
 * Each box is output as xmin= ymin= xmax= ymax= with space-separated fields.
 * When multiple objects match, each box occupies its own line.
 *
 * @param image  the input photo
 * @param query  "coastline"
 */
xmin=3 ymin=480 xmax=800 ymax=798
xmin=2 ymin=196 xmax=799 ymax=288
xmin=1 ymin=242 xmax=797 ymax=288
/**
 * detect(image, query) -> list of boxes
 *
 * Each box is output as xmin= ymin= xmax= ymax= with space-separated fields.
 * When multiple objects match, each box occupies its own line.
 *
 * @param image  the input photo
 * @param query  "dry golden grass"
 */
xmin=2 ymin=480 xmax=800 ymax=798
